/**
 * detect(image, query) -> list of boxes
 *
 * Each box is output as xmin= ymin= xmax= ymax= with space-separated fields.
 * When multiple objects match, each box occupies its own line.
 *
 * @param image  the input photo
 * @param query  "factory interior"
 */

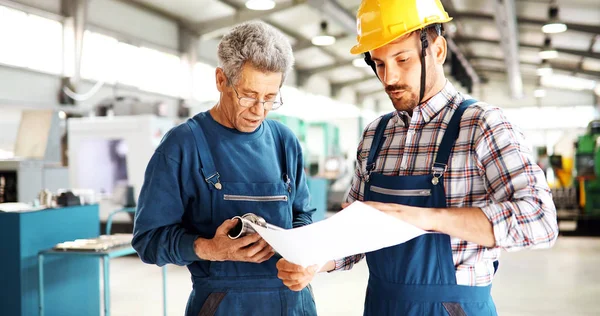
xmin=1 ymin=0 xmax=599 ymax=315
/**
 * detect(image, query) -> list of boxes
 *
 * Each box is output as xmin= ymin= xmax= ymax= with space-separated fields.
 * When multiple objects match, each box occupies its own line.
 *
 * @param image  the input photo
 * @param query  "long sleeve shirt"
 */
xmin=335 ymin=81 xmax=558 ymax=286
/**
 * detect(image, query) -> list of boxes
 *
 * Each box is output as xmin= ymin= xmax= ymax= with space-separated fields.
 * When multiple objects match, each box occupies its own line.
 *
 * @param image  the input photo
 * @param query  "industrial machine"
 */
xmin=574 ymin=120 xmax=600 ymax=216
xmin=0 ymin=110 xmax=69 ymax=204
xmin=67 ymin=115 xmax=174 ymax=225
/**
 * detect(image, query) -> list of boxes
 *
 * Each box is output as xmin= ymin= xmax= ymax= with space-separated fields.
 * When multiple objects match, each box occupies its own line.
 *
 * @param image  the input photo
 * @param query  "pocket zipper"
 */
xmin=370 ymin=186 xmax=431 ymax=196
xmin=223 ymin=194 xmax=288 ymax=202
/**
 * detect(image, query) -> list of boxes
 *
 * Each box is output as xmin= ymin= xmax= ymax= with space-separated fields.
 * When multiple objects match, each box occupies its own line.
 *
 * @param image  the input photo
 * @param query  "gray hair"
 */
xmin=217 ymin=21 xmax=294 ymax=86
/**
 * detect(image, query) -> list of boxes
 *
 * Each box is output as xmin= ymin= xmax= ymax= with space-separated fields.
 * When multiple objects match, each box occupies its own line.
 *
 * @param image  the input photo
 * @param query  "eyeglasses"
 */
xmin=228 ymin=78 xmax=284 ymax=111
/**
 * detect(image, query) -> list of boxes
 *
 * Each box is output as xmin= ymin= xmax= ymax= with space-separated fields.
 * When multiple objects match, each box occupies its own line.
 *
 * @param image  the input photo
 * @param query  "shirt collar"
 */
xmin=420 ymin=80 xmax=463 ymax=124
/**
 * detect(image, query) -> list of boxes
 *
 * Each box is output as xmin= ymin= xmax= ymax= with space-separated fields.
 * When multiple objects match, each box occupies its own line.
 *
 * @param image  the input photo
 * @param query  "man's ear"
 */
xmin=433 ymin=36 xmax=448 ymax=65
xmin=216 ymin=67 xmax=227 ymax=93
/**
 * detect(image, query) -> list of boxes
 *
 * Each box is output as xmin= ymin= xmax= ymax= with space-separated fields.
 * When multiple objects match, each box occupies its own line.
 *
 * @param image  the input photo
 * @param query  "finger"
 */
xmin=276 ymin=259 xmax=305 ymax=273
xmin=341 ymin=202 xmax=350 ymax=209
xmin=235 ymin=233 xmax=262 ymax=248
xmin=277 ymin=270 xmax=306 ymax=281
xmin=216 ymin=219 xmax=239 ymax=235
xmin=256 ymin=250 xmax=275 ymax=263
xmin=247 ymin=241 xmax=271 ymax=259
xmin=281 ymin=277 xmax=303 ymax=287
xmin=290 ymin=283 xmax=307 ymax=292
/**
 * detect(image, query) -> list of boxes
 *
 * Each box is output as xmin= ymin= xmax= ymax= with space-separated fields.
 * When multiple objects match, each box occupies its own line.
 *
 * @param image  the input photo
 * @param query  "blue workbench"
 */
xmin=0 ymin=205 xmax=100 ymax=316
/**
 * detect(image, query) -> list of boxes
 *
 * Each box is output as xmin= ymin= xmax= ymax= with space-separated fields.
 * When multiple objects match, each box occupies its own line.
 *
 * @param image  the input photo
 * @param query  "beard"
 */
xmin=385 ymin=84 xmax=419 ymax=112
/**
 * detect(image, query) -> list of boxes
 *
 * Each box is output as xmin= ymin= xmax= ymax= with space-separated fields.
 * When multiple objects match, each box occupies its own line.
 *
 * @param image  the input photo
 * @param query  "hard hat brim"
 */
xmin=350 ymin=18 xmax=452 ymax=55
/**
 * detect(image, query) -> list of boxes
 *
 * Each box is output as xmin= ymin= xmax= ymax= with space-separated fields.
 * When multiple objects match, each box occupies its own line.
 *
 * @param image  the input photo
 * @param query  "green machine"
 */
xmin=267 ymin=113 xmax=309 ymax=166
xmin=575 ymin=120 xmax=600 ymax=216
xmin=267 ymin=113 xmax=329 ymax=221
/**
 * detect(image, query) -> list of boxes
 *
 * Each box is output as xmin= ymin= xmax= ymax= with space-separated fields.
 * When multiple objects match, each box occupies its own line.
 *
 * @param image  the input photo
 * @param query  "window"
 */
xmin=80 ymin=31 xmax=119 ymax=83
xmin=0 ymin=6 xmax=62 ymax=74
xmin=138 ymin=47 xmax=183 ymax=97
xmin=193 ymin=62 xmax=219 ymax=102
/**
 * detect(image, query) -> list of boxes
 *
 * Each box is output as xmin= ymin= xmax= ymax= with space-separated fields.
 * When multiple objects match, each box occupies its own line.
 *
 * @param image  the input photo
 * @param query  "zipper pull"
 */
xmin=283 ymin=173 xmax=291 ymax=193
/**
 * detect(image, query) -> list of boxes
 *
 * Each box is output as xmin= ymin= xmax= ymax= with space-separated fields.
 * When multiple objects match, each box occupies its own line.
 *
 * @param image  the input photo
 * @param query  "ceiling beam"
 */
xmin=469 ymin=55 xmax=600 ymax=78
xmin=575 ymin=35 xmax=599 ymax=75
xmin=453 ymin=11 xmax=600 ymax=35
xmin=298 ymin=59 xmax=354 ymax=75
xmin=266 ymin=20 xmax=343 ymax=62
xmin=455 ymin=36 xmax=600 ymax=60
xmin=474 ymin=67 xmax=539 ymax=79
xmin=293 ymin=34 xmax=347 ymax=51
xmin=115 ymin=0 xmax=200 ymax=35
xmin=440 ymin=0 xmax=481 ymax=85
xmin=196 ymin=1 xmax=303 ymax=37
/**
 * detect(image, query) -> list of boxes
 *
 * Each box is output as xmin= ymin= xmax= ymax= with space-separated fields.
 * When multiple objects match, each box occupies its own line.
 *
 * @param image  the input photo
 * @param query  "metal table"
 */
xmin=38 ymin=208 xmax=168 ymax=316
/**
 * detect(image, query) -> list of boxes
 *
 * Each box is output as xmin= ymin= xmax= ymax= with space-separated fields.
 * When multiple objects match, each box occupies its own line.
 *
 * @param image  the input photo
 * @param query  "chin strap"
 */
xmin=418 ymin=28 xmax=428 ymax=105
xmin=363 ymin=25 xmax=443 ymax=106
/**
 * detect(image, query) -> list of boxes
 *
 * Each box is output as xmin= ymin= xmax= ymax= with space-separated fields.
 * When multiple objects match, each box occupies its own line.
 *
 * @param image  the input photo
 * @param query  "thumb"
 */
xmin=341 ymin=202 xmax=351 ymax=209
xmin=308 ymin=265 xmax=318 ymax=274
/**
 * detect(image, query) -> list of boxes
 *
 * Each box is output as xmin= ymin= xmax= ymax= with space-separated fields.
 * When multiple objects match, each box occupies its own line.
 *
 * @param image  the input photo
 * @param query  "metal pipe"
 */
xmin=493 ymin=0 xmax=524 ymax=98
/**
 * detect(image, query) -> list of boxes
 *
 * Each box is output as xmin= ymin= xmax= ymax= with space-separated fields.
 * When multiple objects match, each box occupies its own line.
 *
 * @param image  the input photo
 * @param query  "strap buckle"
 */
xmin=204 ymin=172 xmax=222 ymax=190
xmin=365 ymin=163 xmax=376 ymax=183
xmin=431 ymin=163 xmax=446 ymax=185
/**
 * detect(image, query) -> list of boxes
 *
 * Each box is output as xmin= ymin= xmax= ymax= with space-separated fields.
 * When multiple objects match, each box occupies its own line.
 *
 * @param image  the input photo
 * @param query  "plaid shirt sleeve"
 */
xmin=331 ymin=130 xmax=368 ymax=271
xmin=475 ymin=108 xmax=558 ymax=251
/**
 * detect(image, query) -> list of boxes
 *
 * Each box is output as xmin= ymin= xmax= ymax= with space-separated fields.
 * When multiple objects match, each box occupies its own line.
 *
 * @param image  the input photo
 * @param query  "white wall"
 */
xmin=0 ymin=65 xmax=61 ymax=103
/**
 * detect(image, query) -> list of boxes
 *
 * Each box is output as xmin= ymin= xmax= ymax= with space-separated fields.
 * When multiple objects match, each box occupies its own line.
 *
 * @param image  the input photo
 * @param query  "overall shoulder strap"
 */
xmin=186 ymin=116 xmax=222 ymax=190
xmin=433 ymin=99 xmax=478 ymax=171
xmin=365 ymin=112 xmax=395 ymax=178
xmin=266 ymin=120 xmax=292 ymax=191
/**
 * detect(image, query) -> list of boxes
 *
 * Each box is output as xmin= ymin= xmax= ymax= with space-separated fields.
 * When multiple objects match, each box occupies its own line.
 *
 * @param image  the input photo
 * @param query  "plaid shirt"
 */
xmin=335 ymin=81 xmax=558 ymax=286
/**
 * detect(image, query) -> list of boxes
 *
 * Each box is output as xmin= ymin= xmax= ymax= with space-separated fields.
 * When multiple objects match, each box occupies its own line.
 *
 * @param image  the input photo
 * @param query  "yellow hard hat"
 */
xmin=350 ymin=0 xmax=453 ymax=55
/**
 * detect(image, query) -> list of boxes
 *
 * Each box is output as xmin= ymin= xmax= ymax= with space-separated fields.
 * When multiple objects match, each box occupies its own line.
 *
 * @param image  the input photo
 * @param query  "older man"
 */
xmin=133 ymin=21 xmax=317 ymax=315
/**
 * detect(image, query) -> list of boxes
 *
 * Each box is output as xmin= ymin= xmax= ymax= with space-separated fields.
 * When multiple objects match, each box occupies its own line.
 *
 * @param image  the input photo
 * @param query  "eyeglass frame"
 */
xmin=226 ymin=77 xmax=284 ymax=111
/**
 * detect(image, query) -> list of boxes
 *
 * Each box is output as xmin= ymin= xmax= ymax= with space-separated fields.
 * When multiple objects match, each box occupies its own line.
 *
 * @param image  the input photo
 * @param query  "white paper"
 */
xmin=249 ymin=201 xmax=428 ymax=267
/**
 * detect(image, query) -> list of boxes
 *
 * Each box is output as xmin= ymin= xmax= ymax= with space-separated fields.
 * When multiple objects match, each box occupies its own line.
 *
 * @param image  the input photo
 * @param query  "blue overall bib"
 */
xmin=363 ymin=100 xmax=498 ymax=315
xmin=183 ymin=118 xmax=317 ymax=316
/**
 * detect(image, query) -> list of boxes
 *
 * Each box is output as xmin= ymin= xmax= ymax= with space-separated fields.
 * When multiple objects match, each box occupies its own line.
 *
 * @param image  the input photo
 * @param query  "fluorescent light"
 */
xmin=542 ymin=22 xmax=567 ymax=34
xmin=245 ymin=0 xmax=275 ymax=11
xmin=311 ymin=35 xmax=336 ymax=46
xmin=541 ymin=74 xmax=597 ymax=91
xmin=537 ymin=66 xmax=553 ymax=76
xmin=539 ymin=49 xmax=558 ymax=59
xmin=352 ymin=58 xmax=369 ymax=68
xmin=534 ymin=89 xmax=546 ymax=98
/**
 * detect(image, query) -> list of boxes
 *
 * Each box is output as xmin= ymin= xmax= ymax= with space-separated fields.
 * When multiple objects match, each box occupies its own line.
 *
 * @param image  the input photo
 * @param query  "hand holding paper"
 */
xmin=248 ymin=201 xmax=428 ymax=267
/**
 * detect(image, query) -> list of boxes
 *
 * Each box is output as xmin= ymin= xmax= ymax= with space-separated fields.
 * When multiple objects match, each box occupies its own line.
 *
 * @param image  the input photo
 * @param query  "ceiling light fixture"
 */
xmin=537 ymin=59 xmax=553 ymax=77
xmin=245 ymin=0 xmax=275 ymax=11
xmin=539 ymin=37 xmax=558 ymax=59
xmin=311 ymin=21 xmax=336 ymax=46
xmin=542 ymin=1 xmax=567 ymax=34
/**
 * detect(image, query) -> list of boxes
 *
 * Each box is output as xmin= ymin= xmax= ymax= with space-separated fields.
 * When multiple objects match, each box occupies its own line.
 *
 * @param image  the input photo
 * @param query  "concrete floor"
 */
xmin=108 ymin=236 xmax=600 ymax=315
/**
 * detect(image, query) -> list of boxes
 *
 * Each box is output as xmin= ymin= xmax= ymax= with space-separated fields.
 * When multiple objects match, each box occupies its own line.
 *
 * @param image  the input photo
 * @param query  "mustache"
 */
xmin=385 ymin=84 xmax=411 ymax=94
